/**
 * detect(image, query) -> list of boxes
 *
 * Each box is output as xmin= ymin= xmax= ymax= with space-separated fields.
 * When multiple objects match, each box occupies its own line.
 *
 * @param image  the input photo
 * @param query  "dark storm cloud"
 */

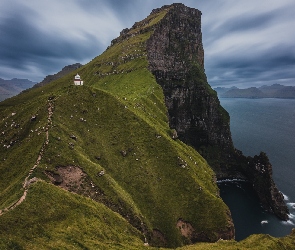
xmin=0 ymin=2 xmax=103 ymax=81
xmin=224 ymin=10 xmax=279 ymax=33
xmin=1 ymin=15 xmax=79 ymax=65
xmin=206 ymin=43 xmax=295 ymax=87
xmin=99 ymin=0 xmax=135 ymax=14
xmin=204 ymin=12 xmax=275 ymax=47
xmin=74 ymin=0 xmax=140 ymax=30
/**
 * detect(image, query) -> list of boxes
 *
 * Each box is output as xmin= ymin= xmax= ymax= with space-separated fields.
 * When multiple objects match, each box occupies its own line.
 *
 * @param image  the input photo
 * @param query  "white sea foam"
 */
xmin=216 ymin=178 xmax=248 ymax=183
xmin=287 ymin=202 xmax=295 ymax=208
xmin=281 ymin=212 xmax=295 ymax=226
xmin=281 ymin=220 xmax=295 ymax=226
xmin=283 ymin=193 xmax=289 ymax=201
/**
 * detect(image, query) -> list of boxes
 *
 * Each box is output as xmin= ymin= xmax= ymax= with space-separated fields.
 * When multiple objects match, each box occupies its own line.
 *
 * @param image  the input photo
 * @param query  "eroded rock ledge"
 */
xmin=45 ymin=166 xmax=149 ymax=239
xmin=242 ymin=152 xmax=289 ymax=220
xmin=177 ymin=216 xmax=235 ymax=244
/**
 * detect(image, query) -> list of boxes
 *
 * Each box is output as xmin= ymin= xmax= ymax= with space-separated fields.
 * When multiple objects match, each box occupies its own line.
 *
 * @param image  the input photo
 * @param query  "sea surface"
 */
xmin=218 ymin=98 xmax=295 ymax=241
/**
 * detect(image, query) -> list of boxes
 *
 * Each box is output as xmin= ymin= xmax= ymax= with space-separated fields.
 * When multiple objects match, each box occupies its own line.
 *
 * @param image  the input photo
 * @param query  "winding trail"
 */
xmin=0 ymin=99 xmax=54 ymax=216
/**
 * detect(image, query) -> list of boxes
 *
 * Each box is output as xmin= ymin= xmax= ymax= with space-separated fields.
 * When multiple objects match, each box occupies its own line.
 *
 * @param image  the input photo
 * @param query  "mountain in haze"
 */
xmin=0 ymin=78 xmax=36 ymax=101
xmin=259 ymin=84 xmax=295 ymax=98
xmin=33 ymin=63 xmax=83 ymax=88
xmin=214 ymin=86 xmax=238 ymax=96
xmin=0 ymin=63 xmax=82 ymax=102
xmin=0 ymin=4 xmax=293 ymax=249
xmin=215 ymin=84 xmax=295 ymax=98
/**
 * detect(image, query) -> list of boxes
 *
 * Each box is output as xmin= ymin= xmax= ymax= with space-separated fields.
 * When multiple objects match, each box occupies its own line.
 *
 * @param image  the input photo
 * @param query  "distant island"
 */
xmin=215 ymin=84 xmax=295 ymax=99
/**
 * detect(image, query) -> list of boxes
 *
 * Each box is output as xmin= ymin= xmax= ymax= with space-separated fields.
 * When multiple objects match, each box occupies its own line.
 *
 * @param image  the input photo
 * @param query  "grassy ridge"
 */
xmin=0 ymin=181 xmax=145 ymax=250
xmin=1 ymin=5 xmax=294 ymax=249
xmin=0 ymin=81 xmax=230 ymax=244
xmin=0 ymin=9 xmax=232 ymax=247
xmin=0 ymin=181 xmax=294 ymax=249
xmin=178 ymin=231 xmax=295 ymax=250
xmin=0 ymin=95 xmax=49 ymax=207
xmin=34 ymin=83 xmax=230 ymax=246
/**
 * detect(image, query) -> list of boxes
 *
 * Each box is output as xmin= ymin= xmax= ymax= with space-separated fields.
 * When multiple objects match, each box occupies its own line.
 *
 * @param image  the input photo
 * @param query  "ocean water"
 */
xmin=218 ymin=98 xmax=295 ymax=241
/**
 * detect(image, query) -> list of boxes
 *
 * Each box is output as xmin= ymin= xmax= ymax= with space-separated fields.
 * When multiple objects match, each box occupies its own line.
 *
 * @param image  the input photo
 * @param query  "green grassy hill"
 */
xmin=0 ymin=4 xmax=294 ymax=249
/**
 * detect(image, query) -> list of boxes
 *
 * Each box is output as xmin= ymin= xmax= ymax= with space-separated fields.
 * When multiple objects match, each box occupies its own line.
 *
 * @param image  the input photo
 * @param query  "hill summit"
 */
xmin=0 ymin=3 xmax=293 ymax=249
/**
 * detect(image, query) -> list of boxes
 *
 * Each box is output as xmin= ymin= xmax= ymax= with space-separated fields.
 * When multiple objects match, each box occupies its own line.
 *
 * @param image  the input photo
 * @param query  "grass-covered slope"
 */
xmin=0 ymin=181 xmax=145 ymax=250
xmin=0 ymin=8 xmax=232 ymax=248
xmin=178 ymin=231 xmax=295 ymax=250
xmin=1 ymin=4 xmax=294 ymax=249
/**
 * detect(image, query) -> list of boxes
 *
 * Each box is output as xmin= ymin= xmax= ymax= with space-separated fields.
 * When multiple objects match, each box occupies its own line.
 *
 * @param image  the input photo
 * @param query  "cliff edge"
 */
xmin=144 ymin=3 xmax=289 ymax=220
xmin=0 ymin=3 xmax=290 ymax=249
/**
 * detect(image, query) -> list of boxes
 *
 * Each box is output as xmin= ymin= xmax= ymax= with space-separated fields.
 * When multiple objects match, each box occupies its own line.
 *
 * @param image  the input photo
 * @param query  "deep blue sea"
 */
xmin=218 ymin=98 xmax=295 ymax=241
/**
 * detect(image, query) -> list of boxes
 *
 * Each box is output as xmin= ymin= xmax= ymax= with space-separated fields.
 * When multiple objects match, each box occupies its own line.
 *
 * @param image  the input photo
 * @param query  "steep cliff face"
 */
xmin=146 ymin=3 xmax=289 ymax=220
xmin=244 ymin=152 xmax=289 ymax=220
xmin=147 ymin=4 xmax=234 ymax=172
xmin=0 ymin=4 xmax=290 ymax=249
xmin=0 ymin=4 xmax=236 ymax=248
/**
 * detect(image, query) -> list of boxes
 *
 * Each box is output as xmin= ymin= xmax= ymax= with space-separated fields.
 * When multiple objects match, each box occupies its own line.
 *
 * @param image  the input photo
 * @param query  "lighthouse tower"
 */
xmin=74 ymin=74 xmax=83 ymax=85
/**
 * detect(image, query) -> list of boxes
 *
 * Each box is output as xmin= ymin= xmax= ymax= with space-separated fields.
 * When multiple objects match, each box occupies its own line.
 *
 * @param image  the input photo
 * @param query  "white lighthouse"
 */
xmin=74 ymin=74 xmax=84 ymax=85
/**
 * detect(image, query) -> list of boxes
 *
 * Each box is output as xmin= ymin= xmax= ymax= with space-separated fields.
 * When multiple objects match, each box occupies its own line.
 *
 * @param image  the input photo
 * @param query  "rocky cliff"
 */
xmin=0 ymin=5 xmax=235 ymax=247
xmin=145 ymin=3 xmax=289 ymax=220
xmin=0 ymin=3 xmax=291 ymax=249
xmin=147 ymin=4 xmax=234 ymax=167
xmin=242 ymin=152 xmax=289 ymax=220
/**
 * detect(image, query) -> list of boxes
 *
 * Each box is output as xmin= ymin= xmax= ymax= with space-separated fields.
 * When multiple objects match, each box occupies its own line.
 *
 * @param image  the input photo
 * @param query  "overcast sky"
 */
xmin=0 ymin=0 xmax=294 ymax=88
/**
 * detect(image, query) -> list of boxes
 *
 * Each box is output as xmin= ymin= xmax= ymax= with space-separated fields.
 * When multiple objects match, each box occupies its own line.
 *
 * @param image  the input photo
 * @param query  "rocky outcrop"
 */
xmin=147 ymin=4 xmax=234 ymax=171
xmin=46 ymin=166 xmax=149 ymax=240
xmin=145 ymin=3 xmax=289 ymax=220
xmin=177 ymin=217 xmax=235 ymax=243
xmin=244 ymin=152 xmax=289 ymax=220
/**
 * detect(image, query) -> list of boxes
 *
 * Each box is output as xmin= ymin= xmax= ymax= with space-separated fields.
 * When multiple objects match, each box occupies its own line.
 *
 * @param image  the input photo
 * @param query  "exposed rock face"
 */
xmin=147 ymin=4 xmax=234 ymax=170
xmin=177 ymin=216 xmax=234 ymax=243
xmin=244 ymin=152 xmax=289 ymax=220
xmin=46 ymin=166 xmax=148 ymax=237
xmin=145 ymin=3 xmax=289 ymax=220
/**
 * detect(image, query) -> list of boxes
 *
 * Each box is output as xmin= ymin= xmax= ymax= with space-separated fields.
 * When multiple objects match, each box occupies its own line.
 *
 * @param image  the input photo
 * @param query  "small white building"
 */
xmin=74 ymin=74 xmax=84 ymax=85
